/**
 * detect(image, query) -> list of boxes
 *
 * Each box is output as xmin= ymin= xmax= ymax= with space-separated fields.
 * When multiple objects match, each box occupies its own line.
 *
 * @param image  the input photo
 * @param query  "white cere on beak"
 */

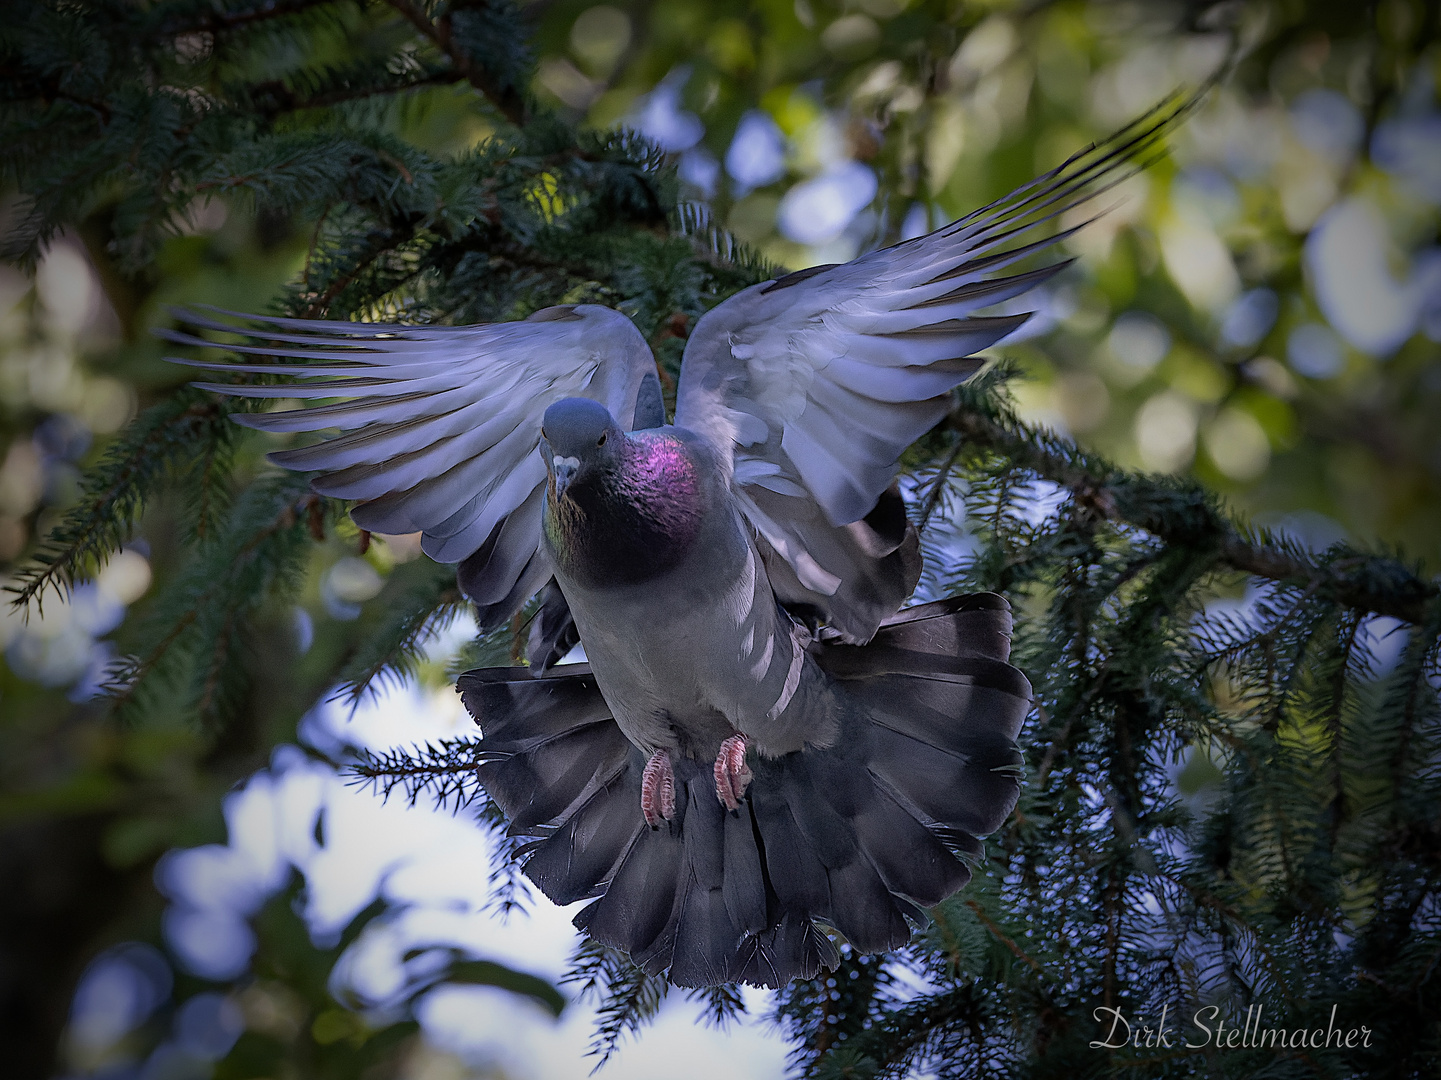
xmin=552 ymin=454 xmax=581 ymax=498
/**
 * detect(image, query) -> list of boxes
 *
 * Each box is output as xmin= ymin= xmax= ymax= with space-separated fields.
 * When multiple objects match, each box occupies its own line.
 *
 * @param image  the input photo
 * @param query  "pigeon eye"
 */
xmin=597 ymin=433 xmax=607 ymax=447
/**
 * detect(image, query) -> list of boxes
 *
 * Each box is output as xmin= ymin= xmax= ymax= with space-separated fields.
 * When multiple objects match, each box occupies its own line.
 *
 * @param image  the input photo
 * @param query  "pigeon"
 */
xmin=165 ymin=104 xmax=1183 ymax=987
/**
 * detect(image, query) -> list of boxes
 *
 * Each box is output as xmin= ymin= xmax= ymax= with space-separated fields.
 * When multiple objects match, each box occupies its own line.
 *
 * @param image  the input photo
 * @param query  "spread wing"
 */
xmin=163 ymin=303 xmax=659 ymax=629
xmin=673 ymin=104 xmax=1183 ymax=641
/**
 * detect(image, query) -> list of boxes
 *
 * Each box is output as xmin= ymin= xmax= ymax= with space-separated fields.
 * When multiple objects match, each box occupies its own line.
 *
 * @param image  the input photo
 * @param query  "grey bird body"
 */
xmin=559 ymin=522 xmax=823 ymax=763
xmin=166 ymin=103 xmax=1194 ymax=986
xmin=540 ymin=411 xmax=831 ymax=762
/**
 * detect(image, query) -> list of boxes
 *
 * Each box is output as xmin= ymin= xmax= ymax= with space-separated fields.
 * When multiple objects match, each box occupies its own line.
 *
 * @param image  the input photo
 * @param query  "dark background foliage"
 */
xmin=1 ymin=1 xmax=1438 ymax=1077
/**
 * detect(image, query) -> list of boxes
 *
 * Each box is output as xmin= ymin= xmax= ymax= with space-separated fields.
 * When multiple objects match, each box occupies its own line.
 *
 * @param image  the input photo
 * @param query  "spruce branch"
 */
xmin=152 ymin=0 xmax=345 ymax=37
xmin=290 ymin=219 xmax=418 ymax=317
xmin=249 ymin=68 xmax=465 ymax=118
xmin=334 ymin=559 xmax=466 ymax=703
xmin=561 ymin=940 xmax=668 ymax=1068
xmin=383 ymin=0 xmax=528 ymax=125
xmin=962 ymin=899 xmax=1047 ymax=978
xmin=347 ymin=738 xmax=495 ymax=812
xmin=947 ymin=404 xmax=1436 ymax=624
xmin=684 ymin=983 xmax=747 ymax=1029
xmin=102 ymin=476 xmax=321 ymax=725
xmin=7 ymin=392 xmax=232 ymax=612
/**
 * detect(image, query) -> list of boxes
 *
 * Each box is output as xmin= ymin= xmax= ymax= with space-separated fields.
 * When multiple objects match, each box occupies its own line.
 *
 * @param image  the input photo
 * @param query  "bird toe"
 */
xmin=714 ymin=733 xmax=753 ymax=811
xmin=641 ymin=749 xmax=676 ymax=828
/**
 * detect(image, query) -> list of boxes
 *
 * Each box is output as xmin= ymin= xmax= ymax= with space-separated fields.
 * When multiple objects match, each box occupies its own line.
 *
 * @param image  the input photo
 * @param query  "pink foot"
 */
xmin=714 ymin=734 xmax=753 ymax=811
xmin=641 ymin=749 xmax=675 ymax=829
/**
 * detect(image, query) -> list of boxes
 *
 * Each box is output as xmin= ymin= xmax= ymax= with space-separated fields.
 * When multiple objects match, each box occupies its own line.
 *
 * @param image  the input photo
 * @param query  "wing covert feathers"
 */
xmin=460 ymin=593 xmax=1031 ymax=988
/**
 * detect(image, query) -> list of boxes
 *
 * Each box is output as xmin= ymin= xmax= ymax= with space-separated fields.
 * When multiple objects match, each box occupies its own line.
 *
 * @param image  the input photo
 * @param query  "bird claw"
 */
xmin=714 ymin=733 xmax=752 ymax=811
xmin=641 ymin=749 xmax=675 ymax=829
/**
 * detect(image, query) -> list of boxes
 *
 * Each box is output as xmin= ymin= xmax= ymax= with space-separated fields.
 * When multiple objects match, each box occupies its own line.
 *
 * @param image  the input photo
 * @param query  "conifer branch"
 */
xmin=102 ymin=479 xmax=320 ymax=724
xmin=962 ymin=900 xmax=1046 ymax=977
xmin=948 ymin=406 xmax=1436 ymax=624
xmin=561 ymin=940 xmax=668 ymax=1066
xmin=8 ymin=394 xmax=232 ymax=612
xmin=334 ymin=559 xmax=466 ymax=702
xmin=383 ymin=0 xmax=528 ymax=125
xmin=154 ymin=0 xmax=342 ymax=36
xmin=348 ymin=738 xmax=494 ymax=810
xmin=253 ymin=69 xmax=466 ymax=118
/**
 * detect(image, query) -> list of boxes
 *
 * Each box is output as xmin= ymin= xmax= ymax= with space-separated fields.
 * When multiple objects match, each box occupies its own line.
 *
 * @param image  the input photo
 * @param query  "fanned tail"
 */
xmin=459 ymin=593 xmax=1030 ymax=987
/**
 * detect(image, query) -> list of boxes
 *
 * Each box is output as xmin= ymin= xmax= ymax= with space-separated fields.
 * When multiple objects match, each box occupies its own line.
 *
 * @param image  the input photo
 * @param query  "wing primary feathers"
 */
xmin=157 ymin=331 xmax=389 ymax=366
xmin=890 ymin=313 xmax=1031 ymax=340
xmin=170 ymin=304 xmax=419 ymax=338
xmin=226 ymin=390 xmax=440 ymax=432
xmin=760 ymin=262 xmax=841 ymax=294
xmin=907 ymin=259 xmax=1073 ymax=311
xmin=957 ymin=158 xmax=1149 ymax=261
xmin=926 ymin=214 xmax=1099 ymax=289
xmin=183 ymin=304 xmax=406 ymax=331
xmin=943 ymin=90 xmax=1199 ymax=243
xmin=188 ymin=378 xmax=413 ymax=398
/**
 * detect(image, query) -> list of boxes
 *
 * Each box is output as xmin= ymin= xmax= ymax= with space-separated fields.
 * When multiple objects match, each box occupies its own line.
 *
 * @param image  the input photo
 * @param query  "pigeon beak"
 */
xmin=552 ymin=455 xmax=579 ymax=500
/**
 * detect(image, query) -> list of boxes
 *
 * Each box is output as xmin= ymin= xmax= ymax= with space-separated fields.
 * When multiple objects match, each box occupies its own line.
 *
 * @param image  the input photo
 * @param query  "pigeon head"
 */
xmin=541 ymin=397 xmax=625 ymax=500
xmin=540 ymin=398 xmax=704 ymax=588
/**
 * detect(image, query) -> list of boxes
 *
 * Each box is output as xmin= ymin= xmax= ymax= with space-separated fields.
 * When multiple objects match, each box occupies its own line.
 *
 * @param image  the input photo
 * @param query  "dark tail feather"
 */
xmin=582 ymin=822 xmax=685 ymax=964
xmin=457 ymin=665 xmax=630 ymax=831
xmin=460 ymin=593 xmax=1030 ymax=988
xmin=823 ymin=595 xmax=1029 ymax=838
xmin=517 ymin=761 xmax=644 ymax=904
xmin=667 ymin=773 xmax=748 ymax=986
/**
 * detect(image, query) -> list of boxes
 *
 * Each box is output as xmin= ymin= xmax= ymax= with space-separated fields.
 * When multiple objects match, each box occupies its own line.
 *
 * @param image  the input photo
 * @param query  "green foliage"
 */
xmin=762 ymin=375 xmax=1441 ymax=1078
xmin=562 ymin=939 xmax=670 ymax=1065
xmin=103 ymin=473 xmax=335 ymax=728
xmin=3 ymin=0 xmax=1439 ymax=1077
xmin=215 ymin=884 xmax=423 ymax=1078
xmin=335 ymin=557 xmax=466 ymax=702
xmin=7 ymin=390 xmax=235 ymax=611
